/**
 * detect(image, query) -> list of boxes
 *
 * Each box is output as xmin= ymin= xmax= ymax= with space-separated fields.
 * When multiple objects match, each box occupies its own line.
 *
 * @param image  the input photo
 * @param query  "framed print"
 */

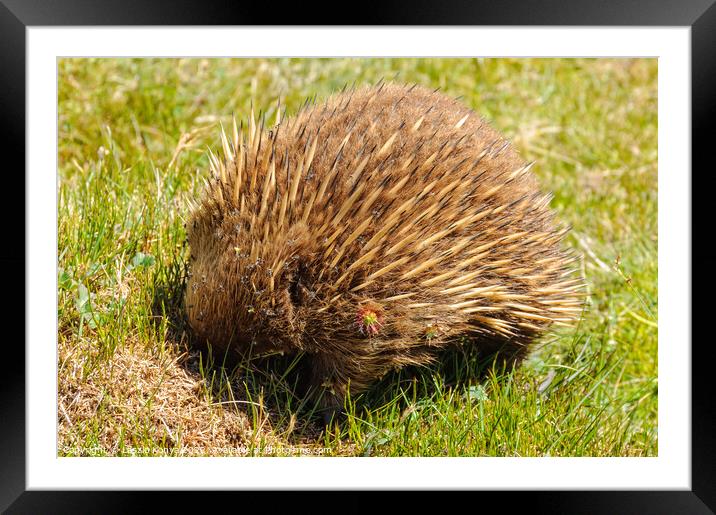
xmin=2 ymin=0 xmax=713 ymax=512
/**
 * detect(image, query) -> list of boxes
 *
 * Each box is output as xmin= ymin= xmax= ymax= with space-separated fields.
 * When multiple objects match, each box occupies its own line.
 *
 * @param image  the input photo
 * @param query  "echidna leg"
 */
xmin=308 ymin=352 xmax=369 ymax=425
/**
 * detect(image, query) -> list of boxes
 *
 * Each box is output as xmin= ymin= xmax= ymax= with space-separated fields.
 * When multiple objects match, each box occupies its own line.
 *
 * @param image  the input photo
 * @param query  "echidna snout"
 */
xmin=185 ymin=83 xmax=584 ymax=414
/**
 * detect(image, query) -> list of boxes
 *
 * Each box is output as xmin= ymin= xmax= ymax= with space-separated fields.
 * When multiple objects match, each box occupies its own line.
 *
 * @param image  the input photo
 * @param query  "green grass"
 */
xmin=57 ymin=57 xmax=657 ymax=457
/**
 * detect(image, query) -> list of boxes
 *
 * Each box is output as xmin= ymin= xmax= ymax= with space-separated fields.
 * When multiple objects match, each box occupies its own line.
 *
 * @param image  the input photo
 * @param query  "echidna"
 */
xmin=185 ymin=82 xmax=584 ymax=417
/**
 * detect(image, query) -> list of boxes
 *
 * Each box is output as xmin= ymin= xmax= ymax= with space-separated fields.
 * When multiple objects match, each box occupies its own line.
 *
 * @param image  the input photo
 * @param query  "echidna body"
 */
xmin=185 ymin=83 xmax=583 ymax=412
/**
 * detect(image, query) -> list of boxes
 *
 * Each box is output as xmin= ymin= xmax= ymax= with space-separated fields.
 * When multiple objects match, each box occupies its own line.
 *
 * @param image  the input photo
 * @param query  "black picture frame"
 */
xmin=2 ymin=0 xmax=712 ymax=512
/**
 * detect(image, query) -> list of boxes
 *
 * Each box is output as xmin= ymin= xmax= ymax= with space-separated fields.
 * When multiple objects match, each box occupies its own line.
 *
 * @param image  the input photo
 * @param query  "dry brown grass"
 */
xmin=58 ymin=336 xmax=261 ymax=456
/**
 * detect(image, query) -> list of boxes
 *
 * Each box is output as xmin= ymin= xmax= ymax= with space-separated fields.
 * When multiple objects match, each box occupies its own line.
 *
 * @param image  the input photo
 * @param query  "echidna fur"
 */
xmin=185 ymin=82 xmax=584 ymax=415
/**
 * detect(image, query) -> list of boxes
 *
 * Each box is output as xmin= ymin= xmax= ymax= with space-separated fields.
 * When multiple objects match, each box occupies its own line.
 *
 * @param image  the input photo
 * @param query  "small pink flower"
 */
xmin=355 ymin=305 xmax=384 ymax=336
